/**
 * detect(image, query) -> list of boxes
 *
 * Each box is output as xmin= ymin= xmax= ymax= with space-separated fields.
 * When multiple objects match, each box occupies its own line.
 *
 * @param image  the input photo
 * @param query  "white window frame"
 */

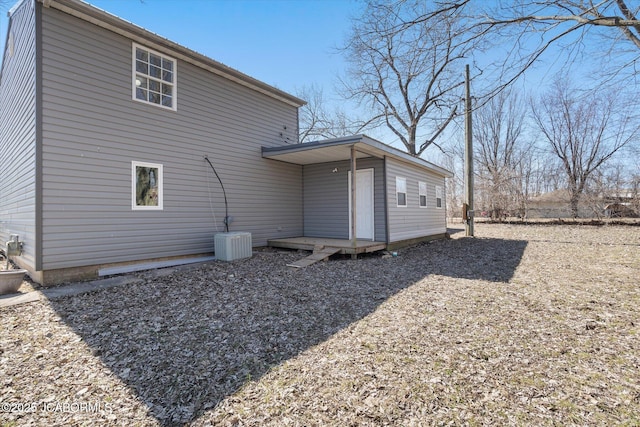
xmin=132 ymin=161 xmax=164 ymax=210
xmin=419 ymin=181 xmax=428 ymax=208
xmin=132 ymin=43 xmax=177 ymax=111
xmin=435 ymin=185 xmax=443 ymax=209
xmin=396 ymin=177 xmax=407 ymax=207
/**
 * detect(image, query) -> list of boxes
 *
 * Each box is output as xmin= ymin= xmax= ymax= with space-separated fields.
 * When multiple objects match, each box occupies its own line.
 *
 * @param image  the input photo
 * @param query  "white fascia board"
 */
xmin=263 ymin=134 xmax=454 ymax=178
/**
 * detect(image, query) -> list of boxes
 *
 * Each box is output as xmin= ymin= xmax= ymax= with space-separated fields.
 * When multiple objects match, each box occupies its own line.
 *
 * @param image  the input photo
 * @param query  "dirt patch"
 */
xmin=1 ymin=224 xmax=638 ymax=426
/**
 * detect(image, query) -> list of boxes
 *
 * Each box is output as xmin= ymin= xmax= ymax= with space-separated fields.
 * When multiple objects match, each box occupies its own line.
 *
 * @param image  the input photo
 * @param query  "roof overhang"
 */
xmin=262 ymin=135 xmax=454 ymax=178
xmin=38 ymin=0 xmax=306 ymax=108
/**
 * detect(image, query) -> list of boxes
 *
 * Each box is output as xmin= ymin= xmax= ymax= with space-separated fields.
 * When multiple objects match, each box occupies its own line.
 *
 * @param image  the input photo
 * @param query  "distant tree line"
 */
xmin=469 ymin=77 xmax=638 ymax=220
xmin=297 ymin=0 xmax=640 ymax=219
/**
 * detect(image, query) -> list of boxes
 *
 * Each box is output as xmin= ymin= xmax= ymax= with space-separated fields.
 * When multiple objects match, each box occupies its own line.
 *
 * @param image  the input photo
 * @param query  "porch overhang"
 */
xmin=262 ymin=135 xmax=453 ymax=178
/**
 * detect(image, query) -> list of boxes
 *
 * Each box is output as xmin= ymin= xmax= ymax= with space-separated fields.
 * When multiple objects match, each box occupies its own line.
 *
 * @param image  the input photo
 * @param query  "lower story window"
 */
xmin=132 ymin=161 xmax=163 ymax=210
xmin=419 ymin=181 xmax=427 ymax=208
xmin=396 ymin=177 xmax=407 ymax=207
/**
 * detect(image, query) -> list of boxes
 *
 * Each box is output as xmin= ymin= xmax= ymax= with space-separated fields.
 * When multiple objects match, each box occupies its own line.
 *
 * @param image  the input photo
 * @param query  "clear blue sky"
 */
xmin=0 ymin=0 xmax=361 ymax=97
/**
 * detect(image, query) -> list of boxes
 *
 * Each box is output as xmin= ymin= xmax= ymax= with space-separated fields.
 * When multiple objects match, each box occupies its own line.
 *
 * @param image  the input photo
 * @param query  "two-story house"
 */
xmin=0 ymin=0 xmax=451 ymax=285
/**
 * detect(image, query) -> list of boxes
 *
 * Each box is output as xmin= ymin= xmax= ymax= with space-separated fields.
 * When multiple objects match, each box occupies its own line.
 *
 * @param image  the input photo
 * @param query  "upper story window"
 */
xmin=132 ymin=43 xmax=177 ymax=110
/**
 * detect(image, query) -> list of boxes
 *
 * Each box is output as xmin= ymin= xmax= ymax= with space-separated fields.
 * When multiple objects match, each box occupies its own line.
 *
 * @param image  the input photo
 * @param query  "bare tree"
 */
xmin=488 ymin=1 xmax=640 ymax=51
xmin=297 ymin=85 xmax=342 ymax=143
xmin=584 ymin=163 xmax=632 ymax=218
xmin=439 ymin=146 xmax=463 ymax=221
xmin=513 ymin=145 xmax=540 ymax=219
xmin=474 ymin=89 xmax=530 ymax=219
xmin=388 ymin=1 xmax=640 ymax=99
xmin=297 ymin=84 xmax=374 ymax=143
xmin=482 ymin=0 xmax=640 ymax=89
xmin=340 ymin=0 xmax=481 ymax=156
xmin=531 ymin=76 xmax=638 ymax=218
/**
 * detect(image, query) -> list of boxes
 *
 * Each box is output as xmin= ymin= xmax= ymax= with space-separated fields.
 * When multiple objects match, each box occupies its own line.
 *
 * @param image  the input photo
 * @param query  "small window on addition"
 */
xmin=396 ymin=177 xmax=407 ymax=207
xmin=132 ymin=161 xmax=163 ymax=210
xmin=435 ymin=185 xmax=443 ymax=209
xmin=419 ymin=181 xmax=427 ymax=208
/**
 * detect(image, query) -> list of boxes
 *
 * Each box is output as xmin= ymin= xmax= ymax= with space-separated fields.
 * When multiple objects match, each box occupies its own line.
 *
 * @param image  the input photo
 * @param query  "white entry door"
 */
xmin=348 ymin=168 xmax=375 ymax=240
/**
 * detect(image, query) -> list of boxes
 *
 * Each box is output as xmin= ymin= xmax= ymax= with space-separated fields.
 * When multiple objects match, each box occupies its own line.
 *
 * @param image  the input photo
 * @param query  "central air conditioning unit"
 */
xmin=214 ymin=232 xmax=252 ymax=261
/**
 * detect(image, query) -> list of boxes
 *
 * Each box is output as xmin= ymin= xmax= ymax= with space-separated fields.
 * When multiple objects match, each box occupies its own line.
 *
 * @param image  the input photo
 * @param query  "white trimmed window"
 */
xmin=419 ymin=181 xmax=427 ymax=208
xmin=435 ymin=185 xmax=443 ymax=209
xmin=132 ymin=161 xmax=163 ymax=210
xmin=396 ymin=177 xmax=407 ymax=207
xmin=133 ymin=43 xmax=177 ymax=110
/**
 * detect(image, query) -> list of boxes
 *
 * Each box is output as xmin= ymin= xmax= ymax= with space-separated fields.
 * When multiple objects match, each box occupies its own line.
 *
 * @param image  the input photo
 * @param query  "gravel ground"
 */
xmin=1 ymin=223 xmax=638 ymax=426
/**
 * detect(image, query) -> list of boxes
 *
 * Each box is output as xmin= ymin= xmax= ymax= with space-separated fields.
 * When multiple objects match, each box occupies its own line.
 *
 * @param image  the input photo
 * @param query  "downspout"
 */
xmin=35 ymin=0 xmax=44 ymax=272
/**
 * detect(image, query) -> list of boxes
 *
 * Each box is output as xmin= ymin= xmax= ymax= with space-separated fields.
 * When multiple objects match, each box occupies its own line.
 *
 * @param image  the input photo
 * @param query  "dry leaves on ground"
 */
xmin=1 ymin=223 xmax=639 ymax=426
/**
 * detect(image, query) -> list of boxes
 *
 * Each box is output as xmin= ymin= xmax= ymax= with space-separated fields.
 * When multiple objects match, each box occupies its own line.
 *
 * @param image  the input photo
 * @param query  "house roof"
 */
xmin=262 ymin=135 xmax=454 ymax=178
xmin=35 ymin=0 xmax=306 ymax=108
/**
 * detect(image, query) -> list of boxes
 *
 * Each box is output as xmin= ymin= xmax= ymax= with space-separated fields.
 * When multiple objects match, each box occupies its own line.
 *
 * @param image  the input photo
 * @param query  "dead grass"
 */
xmin=1 ymin=223 xmax=639 ymax=426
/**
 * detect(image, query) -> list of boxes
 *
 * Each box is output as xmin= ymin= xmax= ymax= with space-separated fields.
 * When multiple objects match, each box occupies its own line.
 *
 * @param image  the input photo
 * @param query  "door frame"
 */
xmin=348 ymin=168 xmax=375 ymax=240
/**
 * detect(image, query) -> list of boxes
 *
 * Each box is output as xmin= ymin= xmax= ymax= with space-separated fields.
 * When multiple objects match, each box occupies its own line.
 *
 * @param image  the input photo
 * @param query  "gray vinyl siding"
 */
xmin=39 ymin=7 xmax=302 ymax=270
xmin=303 ymin=157 xmax=386 ymax=241
xmin=0 ymin=0 xmax=37 ymax=270
xmin=386 ymin=157 xmax=447 ymax=242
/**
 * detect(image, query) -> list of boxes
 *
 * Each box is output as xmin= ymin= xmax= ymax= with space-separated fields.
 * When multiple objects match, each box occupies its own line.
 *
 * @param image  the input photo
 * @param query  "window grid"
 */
xmin=133 ymin=44 xmax=176 ymax=110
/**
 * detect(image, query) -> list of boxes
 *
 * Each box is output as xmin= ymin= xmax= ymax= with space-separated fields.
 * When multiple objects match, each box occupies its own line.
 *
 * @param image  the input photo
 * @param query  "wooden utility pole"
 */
xmin=464 ymin=64 xmax=474 ymax=237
